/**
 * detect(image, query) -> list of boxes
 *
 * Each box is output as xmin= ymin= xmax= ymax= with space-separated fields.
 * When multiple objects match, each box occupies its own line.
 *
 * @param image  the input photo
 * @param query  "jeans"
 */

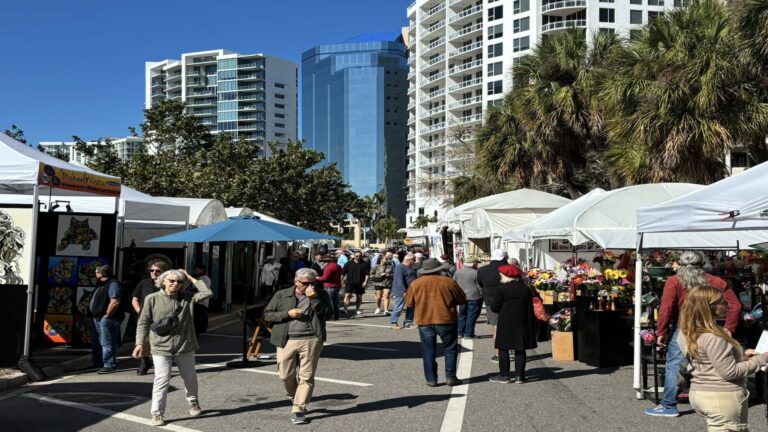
xmin=90 ymin=319 xmax=103 ymax=368
xmin=325 ymin=288 xmax=340 ymax=320
xmin=94 ymin=317 xmax=121 ymax=369
xmin=389 ymin=295 xmax=414 ymax=326
xmin=151 ymin=351 xmax=198 ymax=415
xmin=418 ymin=324 xmax=459 ymax=382
xmin=457 ymin=300 xmax=482 ymax=337
xmin=662 ymin=328 xmax=683 ymax=408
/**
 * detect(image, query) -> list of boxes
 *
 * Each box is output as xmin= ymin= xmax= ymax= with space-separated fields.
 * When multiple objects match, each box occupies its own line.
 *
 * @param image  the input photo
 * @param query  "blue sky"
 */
xmin=0 ymin=0 xmax=410 ymax=146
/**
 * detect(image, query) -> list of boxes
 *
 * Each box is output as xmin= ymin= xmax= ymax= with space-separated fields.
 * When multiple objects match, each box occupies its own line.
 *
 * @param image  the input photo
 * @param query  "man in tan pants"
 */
xmin=264 ymin=268 xmax=334 ymax=425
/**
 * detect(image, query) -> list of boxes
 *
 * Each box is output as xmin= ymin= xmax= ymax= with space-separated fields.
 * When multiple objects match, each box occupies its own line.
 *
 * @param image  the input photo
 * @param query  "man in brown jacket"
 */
xmin=406 ymin=258 xmax=467 ymax=387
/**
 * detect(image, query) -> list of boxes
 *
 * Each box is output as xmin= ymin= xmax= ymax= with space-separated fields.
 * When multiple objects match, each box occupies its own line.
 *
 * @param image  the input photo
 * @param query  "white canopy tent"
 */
xmin=225 ymin=207 xmax=254 ymax=218
xmin=0 ymin=132 xmax=122 ymax=359
xmin=631 ymin=163 xmax=768 ymax=399
xmin=160 ymin=197 xmax=228 ymax=227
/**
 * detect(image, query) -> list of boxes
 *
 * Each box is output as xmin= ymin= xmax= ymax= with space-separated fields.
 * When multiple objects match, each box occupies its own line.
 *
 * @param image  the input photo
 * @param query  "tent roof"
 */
xmin=225 ymin=207 xmax=254 ymax=217
xmin=638 ymin=161 xmax=768 ymax=233
xmin=504 ymin=184 xmax=703 ymax=249
xmin=441 ymin=188 xmax=572 ymax=227
xmin=159 ymin=197 xmax=227 ymax=226
xmin=0 ymin=132 xmax=121 ymax=196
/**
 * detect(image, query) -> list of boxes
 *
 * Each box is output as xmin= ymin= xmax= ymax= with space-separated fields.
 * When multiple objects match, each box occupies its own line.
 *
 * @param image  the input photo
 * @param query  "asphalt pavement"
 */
xmin=2 ymin=296 xmax=768 ymax=432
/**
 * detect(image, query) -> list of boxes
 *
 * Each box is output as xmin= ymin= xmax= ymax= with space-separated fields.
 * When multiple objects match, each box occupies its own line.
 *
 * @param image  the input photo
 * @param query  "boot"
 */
xmin=136 ymin=357 xmax=150 ymax=375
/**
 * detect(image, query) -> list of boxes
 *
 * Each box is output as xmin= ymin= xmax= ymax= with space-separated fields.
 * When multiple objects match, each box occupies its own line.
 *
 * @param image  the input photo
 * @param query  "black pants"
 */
xmin=499 ymin=349 xmax=526 ymax=379
xmin=194 ymin=304 xmax=209 ymax=336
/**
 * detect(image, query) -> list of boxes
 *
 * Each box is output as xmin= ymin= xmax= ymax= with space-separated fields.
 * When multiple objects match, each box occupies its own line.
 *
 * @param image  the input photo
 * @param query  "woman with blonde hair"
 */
xmin=680 ymin=286 xmax=768 ymax=431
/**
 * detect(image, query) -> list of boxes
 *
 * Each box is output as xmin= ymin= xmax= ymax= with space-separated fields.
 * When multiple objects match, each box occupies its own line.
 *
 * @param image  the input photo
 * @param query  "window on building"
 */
xmin=599 ymin=28 xmax=615 ymax=35
xmin=275 ymin=113 xmax=285 ymax=118
xmin=513 ymin=36 xmax=530 ymax=52
xmin=648 ymin=0 xmax=664 ymax=5
xmin=487 ymin=80 xmax=503 ymax=95
xmin=731 ymin=152 xmax=749 ymax=168
xmin=487 ymin=62 xmax=503 ymax=77
xmin=513 ymin=17 xmax=529 ymax=33
xmin=599 ymin=8 xmax=615 ymax=23
xmin=630 ymin=10 xmax=643 ymax=24
xmin=275 ymin=132 xmax=286 ymax=137
xmin=275 ymin=123 xmax=285 ymax=128
xmin=275 ymin=103 xmax=285 ymax=109
xmin=513 ymin=0 xmax=530 ymax=14
xmin=274 ymin=83 xmax=285 ymax=88
xmin=489 ymin=6 xmax=503 ymax=20
xmin=599 ymin=0 xmax=615 ymax=2
xmin=629 ymin=30 xmax=642 ymax=40
xmin=488 ymin=24 xmax=503 ymax=40
xmin=487 ymin=43 xmax=503 ymax=58
xmin=275 ymin=93 xmax=285 ymax=99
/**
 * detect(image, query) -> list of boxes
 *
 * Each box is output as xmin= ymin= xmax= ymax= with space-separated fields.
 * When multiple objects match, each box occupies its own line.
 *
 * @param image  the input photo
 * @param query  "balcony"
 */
xmin=448 ymin=59 xmax=483 ymax=76
xmin=420 ymin=105 xmax=445 ymax=119
xmin=419 ymin=140 xmax=446 ymax=151
xmin=408 ymin=84 xmax=416 ymax=94
xmin=407 ymin=101 xmax=416 ymax=110
xmin=423 ymin=71 xmax=446 ymax=86
xmin=407 ymin=116 xmax=416 ymax=125
xmin=408 ymin=69 xmax=417 ymax=80
xmin=406 ymin=193 xmax=415 ymax=201
xmin=408 ymin=131 xmax=416 ymax=140
xmin=407 ymin=146 xmax=417 ymax=155
xmin=448 ymin=96 xmax=483 ymax=110
xmin=456 ymin=113 xmax=483 ymax=125
xmin=238 ymin=73 xmax=264 ymax=81
xmin=423 ymin=37 xmax=446 ymax=55
xmin=421 ymin=21 xmax=446 ymax=40
xmin=408 ymin=55 xmax=416 ymax=65
xmin=449 ymin=41 xmax=483 ymax=59
xmin=420 ymin=122 xmax=446 ymax=134
xmin=449 ymin=0 xmax=471 ymax=6
xmin=407 ymin=178 xmax=416 ymax=186
xmin=240 ymin=104 xmax=264 ymax=111
xmin=542 ymin=19 xmax=587 ymax=34
xmin=409 ymin=21 xmax=417 ymax=31
xmin=420 ymin=155 xmax=447 ymax=167
xmin=541 ymin=0 xmax=587 ymax=16
xmin=448 ymin=5 xmax=482 ymax=24
xmin=448 ymin=23 xmax=482 ymax=42
xmin=408 ymin=1 xmax=417 ymax=17
xmin=239 ymin=114 xmax=265 ymax=121
xmin=419 ymin=87 xmax=446 ymax=103
xmin=422 ymin=3 xmax=446 ymax=23
xmin=239 ymin=84 xmax=264 ymax=91
xmin=421 ymin=54 xmax=446 ymax=72
xmin=188 ymin=89 xmax=215 ymax=96
xmin=238 ymin=62 xmax=264 ymax=70
xmin=239 ymin=95 xmax=264 ymax=102
xmin=448 ymin=77 xmax=483 ymax=92
xmin=187 ymin=99 xmax=216 ymax=106
xmin=407 ymin=162 xmax=416 ymax=171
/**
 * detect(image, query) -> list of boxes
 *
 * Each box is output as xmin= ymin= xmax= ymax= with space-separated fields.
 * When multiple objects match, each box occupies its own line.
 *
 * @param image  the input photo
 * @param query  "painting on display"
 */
xmin=76 ymin=286 xmax=95 ymax=316
xmin=74 ymin=315 xmax=93 ymax=345
xmin=47 ymin=256 xmax=78 ymax=285
xmin=78 ymin=257 xmax=110 ymax=286
xmin=0 ymin=206 xmax=34 ymax=285
xmin=55 ymin=215 xmax=101 ymax=257
xmin=46 ymin=286 xmax=75 ymax=314
xmin=44 ymin=314 xmax=73 ymax=343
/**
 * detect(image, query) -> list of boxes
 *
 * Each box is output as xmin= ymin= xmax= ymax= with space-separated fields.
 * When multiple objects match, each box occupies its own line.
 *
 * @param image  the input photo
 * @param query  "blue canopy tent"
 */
xmin=147 ymin=215 xmax=338 ymax=366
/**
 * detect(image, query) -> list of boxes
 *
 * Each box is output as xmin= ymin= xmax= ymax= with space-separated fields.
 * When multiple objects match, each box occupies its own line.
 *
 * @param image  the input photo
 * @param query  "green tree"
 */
xmin=374 ymin=216 xmax=400 ymax=244
xmin=73 ymin=136 xmax=127 ymax=178
xmin=4 ymin=125 xmax=26 ymax=144
xmin=411 ymin=215 xmax=437 ymax=229
xmin=602 ymin=0 xmax=768 ymax=184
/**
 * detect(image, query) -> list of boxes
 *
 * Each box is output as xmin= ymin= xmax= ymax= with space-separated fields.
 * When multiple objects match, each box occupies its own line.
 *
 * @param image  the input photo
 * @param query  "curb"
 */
xmin=0 ymin=314 xmax=240 ymax=393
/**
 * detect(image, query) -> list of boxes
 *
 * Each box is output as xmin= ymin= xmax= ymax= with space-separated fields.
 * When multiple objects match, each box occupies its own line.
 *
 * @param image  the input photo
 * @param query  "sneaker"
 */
xmin=514 ymin=377 xmax=528 ymax=384
xmin=384 ymin=310 xmax=391 ymax=315
xmin=403 ymin=323 xmax=414 ymax=329
xmin=425 ymin=380 xmax=438 ymax=387
xmin=489 ymin=375 xmax=511 ymax=384
xmin=290 ymin=412 xmax=308 ymax=425
xmin=490 ymin=355 xmax=499 ymax=364
xmin=446 ymin=378 xmax=462 ymax=386
xmin=150 ymin=414 xmax=165 ymax=426
xmin=97 ymin=367 xmax=116 ymax=375
xmin=374 ymin=308 xmax=381 ymax=315
xmin=356 ymin=310 xmax=363 ymax=315
xmin=390 ymin=324 xmax=402 ymax=329
xmin=644 ymin=405 xmax=680 ymax=417
xmin=189 ymin=401 xmax=202 ymax=416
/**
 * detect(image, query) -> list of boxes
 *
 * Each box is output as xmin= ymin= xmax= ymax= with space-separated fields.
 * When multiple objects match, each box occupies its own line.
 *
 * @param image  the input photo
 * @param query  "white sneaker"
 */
xmin=356 ymin=309 xmax=363 ymax=315
xmin=150 ymin=414 xmax=165 ymax=426
xmin=374 ymin=308 xmax=381 ymax=315
xmin=384 ymin=310 xmax=391 ymax=315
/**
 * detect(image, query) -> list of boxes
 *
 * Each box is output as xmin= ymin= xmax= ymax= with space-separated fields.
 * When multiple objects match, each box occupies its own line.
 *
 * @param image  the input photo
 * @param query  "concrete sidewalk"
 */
xmin=0 ymin=311 xmax=240 ymax=392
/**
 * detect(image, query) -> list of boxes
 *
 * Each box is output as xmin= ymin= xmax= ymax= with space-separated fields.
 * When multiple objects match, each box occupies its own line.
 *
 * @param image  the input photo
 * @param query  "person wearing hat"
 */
xmin=405 ymin=258 xmax=467 ymax=387
xmin=477 ymin=249 xmax=508 ymax=363
xmin=439 ymin=254 xmax=457 ymax=277
xmin=489 ymin=265 xmax=537 ymax=384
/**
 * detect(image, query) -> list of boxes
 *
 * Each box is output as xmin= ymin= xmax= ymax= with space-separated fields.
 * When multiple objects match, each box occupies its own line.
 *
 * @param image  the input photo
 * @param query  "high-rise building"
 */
xmin=39 ymin=136 xmax=145 ymax=165
xmin=405 ymin=0 xmax=679 ymax=224
xmin=146 ymin=50 xmax=297 ymax=155
xmin=302 ymin=32 xmax=409 ymax=225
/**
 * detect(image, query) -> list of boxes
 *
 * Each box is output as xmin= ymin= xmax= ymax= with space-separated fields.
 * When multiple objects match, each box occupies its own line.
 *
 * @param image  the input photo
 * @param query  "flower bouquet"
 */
xmin=549 ymin=308 xmax=574 ymax=332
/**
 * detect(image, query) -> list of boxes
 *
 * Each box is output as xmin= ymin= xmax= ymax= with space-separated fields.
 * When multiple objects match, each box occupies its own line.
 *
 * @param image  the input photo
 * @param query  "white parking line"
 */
xmin=199 ymin=363 xmax=373 ymax=387
xmin=440 ymin=337 xmax=473 ymax=432
xmin=327 ymin=321 xmax=394 ymax=329
xmin=22 ymin=393 xmax=202 ymax=432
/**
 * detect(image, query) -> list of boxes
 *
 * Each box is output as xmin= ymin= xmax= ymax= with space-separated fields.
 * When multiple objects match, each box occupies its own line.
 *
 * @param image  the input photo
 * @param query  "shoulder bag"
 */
xmin=150 ymin=297 xmax=187 ymax=336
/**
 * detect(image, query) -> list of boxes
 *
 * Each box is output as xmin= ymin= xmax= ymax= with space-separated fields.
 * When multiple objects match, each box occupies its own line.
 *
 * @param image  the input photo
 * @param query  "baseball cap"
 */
xmin=491 ymin=249 xmax=506 ymax=261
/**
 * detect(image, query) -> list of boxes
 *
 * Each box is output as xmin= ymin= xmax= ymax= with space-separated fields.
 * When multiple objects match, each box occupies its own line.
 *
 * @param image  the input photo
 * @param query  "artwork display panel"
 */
xmin=55 ymin=215 xmax=101 ymax=257
xmin=0 ymin=206 xmax=34 ymax=285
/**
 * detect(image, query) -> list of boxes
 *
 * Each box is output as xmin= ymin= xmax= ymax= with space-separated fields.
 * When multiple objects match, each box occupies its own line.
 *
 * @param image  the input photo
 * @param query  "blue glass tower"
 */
xmin=302 ymin=32 xmax=408 ymax=225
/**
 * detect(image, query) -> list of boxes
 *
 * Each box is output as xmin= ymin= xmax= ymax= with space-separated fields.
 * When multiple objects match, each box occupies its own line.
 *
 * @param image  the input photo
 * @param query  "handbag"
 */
xmin=150 ymin=298 xmax=186 ymax=336
xmin=532 ymin=297 xmax=550 ymax=322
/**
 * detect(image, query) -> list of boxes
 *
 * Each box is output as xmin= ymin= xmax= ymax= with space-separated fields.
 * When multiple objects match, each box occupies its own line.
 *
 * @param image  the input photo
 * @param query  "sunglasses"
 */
xmin=166 ymin=279 xmax=183 ymax=284
xmin=296 ymin=280 xmax=314 ymax=286
xmin=150 ymin=269 xmax=162 ymax=273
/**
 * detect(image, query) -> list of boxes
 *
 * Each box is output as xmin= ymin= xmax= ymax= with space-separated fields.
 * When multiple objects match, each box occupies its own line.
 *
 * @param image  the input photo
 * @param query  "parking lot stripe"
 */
xmin=199 ymin=363 xmax=373 ymax=387
xmin=22 ymin=392 xmax=203 ymax=432
xmin=327 ymin=321 xmax=393 ymax=329
xmin=439 ymin=337 xmax=473 ymax=432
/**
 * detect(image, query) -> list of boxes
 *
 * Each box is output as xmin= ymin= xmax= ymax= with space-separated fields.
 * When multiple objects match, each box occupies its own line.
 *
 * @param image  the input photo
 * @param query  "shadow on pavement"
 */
xmin=320 ymin=341 xmax=427 ymax=360
xmin=308 ymin=393 xmax=460 ymax=420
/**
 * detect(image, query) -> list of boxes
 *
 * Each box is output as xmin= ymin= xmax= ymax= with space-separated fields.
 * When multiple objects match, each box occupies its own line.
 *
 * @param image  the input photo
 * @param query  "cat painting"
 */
xmin=56 ymin=217 xmax=100 ymax=256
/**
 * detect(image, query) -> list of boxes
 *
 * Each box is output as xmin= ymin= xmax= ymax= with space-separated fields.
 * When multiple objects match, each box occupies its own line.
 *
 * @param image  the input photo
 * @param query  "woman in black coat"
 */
xmin=489 ymin=264 xmax=537 ymax=383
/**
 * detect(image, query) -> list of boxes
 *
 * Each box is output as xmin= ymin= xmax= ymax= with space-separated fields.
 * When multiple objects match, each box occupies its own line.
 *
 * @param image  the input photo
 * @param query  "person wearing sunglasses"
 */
xmin=133 ymin=268 xmax=212 ymax=427
xmin=131 ymin=259 xmax=169 ymax=375
xmin=264 ymin=267 xmax=334 ymax=425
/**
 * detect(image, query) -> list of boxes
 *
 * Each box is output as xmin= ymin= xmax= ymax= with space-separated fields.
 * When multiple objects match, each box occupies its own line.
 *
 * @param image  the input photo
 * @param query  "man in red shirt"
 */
xmin=645 ymin=251 xmax=741 ymax=418
xmin=317 ymin=256 xmax=343 ymax=321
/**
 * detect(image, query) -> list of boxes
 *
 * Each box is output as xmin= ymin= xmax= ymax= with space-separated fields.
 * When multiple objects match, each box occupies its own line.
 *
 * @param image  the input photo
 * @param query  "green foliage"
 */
xmin=4 ymin=125 xmax=26 ymax=144
xmin=411 ymin=215 xmax=437 ymax=229
xmin=374 ymin=216 xmax=400 ymax=243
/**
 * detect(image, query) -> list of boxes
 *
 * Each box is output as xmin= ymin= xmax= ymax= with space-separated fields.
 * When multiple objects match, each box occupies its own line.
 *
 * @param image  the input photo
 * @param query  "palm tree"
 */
xmin=602 ymin=0 xmax=768 ymax=184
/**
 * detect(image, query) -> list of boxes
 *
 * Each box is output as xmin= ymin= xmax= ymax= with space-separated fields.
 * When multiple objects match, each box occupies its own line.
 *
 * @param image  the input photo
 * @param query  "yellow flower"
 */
xmin=618 ymin=269 xmax=628 ymax=278
xmin=539 ymin=274 xmax=550 ymax=280
xmin=604 ymin=269 xmax=616 ymax=279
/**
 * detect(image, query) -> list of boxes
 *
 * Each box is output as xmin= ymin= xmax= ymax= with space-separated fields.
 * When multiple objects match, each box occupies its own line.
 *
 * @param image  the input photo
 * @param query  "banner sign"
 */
xmin=38 ymin=163 xmax=121 ymax=197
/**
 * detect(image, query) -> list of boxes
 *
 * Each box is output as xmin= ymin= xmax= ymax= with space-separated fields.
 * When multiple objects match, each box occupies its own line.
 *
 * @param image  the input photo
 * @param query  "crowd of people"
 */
xmin=83 ymin=247 xmax=768 ymax=430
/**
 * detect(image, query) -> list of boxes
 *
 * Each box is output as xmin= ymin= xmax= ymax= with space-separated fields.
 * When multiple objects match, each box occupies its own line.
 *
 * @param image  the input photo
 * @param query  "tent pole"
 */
xmin=22 ymin=185 xmax=41 ymax=357
xmin=633 ymin=232 xmax=644 ymax=399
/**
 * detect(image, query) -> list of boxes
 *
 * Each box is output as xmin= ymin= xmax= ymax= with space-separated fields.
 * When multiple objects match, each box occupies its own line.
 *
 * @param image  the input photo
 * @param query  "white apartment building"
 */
xmin=39 ymin=137 xmax=145 ymax=165
xmin=405 ymin=0 xmax=679 ymax=224
xmin=146 ymin=50 xmax=298 ymax=155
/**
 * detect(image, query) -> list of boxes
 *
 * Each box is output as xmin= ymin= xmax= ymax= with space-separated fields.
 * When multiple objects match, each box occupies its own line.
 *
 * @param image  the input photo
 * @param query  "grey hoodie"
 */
xmin=136 ymin=280 xmax=212 ymax=356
